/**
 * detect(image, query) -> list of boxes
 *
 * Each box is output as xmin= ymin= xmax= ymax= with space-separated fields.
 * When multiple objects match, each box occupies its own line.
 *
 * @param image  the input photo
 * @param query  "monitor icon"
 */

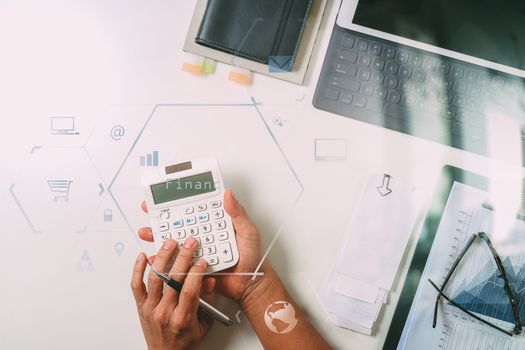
xmin=50 ymin=116 xmax=80 ymax=135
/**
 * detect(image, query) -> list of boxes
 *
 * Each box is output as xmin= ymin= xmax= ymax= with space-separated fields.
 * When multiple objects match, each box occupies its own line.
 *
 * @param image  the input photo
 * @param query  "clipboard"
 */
xmin=382 ymin=165 xmax=496 ymax=349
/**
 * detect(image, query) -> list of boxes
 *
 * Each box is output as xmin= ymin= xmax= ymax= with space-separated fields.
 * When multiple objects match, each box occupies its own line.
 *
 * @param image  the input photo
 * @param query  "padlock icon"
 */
xmin=104 ymin=209 xmax=113 ymax=222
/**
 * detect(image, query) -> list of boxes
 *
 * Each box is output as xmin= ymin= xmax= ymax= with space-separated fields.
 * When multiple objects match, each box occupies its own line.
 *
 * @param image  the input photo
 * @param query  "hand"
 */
xmin=131 ymin=238 xmax=216 ymax=350
xmin=138 ymin=189 xmax=265 ymax=303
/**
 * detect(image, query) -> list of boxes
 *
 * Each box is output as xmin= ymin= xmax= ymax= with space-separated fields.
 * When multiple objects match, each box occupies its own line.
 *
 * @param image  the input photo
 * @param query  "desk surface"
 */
xmin=0 ymin=1 xmax=523 ymax=349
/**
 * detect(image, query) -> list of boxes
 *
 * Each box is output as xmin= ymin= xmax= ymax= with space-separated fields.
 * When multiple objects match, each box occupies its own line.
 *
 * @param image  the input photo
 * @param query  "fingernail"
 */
xmin=163 ymin=240 xmax=174 ymax=250
xmin=136 ymin=253 xmax=145 ymax=263
xmin=195 ymin=259 xmax=207 ymax=268
xmin=184 ymin=237 xmax=196 ymax=249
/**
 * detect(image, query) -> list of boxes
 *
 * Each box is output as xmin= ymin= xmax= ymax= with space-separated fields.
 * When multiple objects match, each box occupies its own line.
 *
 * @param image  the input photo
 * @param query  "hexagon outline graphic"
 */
xmin=10 ymin=146 xmax=108 ymax=233
xmin=108 ymin=97 xmax=304 ymax=278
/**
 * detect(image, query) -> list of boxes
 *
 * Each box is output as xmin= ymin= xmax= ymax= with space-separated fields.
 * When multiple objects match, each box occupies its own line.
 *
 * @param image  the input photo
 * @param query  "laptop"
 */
xmin=314 ymin=0 xmax=525 ymax=163
xmin=51 ymin=116 xmax=80 ymax=135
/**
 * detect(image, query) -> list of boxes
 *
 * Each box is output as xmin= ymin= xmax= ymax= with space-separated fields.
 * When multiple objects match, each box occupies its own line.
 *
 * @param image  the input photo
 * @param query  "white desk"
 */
xmin=0 ymin=1 xmax=523 ymax=349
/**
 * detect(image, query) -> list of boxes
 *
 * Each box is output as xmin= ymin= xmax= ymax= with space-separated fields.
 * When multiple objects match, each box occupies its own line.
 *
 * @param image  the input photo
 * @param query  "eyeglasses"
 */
xmin=428 ymin=232 xmax=523 ymax=336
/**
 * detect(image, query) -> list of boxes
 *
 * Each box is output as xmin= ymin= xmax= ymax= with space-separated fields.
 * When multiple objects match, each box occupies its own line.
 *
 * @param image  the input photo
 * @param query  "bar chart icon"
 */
xmin=140 ymin=151 xmax=159 ymax=167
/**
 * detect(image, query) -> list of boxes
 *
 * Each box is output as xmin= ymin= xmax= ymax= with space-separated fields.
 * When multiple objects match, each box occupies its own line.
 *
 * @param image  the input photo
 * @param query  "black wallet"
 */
xmin=195 ymin=0 xmax=313 ymax=71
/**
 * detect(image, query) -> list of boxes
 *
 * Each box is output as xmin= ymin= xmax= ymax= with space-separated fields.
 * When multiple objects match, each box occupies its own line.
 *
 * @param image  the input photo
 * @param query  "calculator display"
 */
xmin=150 ymin=171 xmax=216 ymax=204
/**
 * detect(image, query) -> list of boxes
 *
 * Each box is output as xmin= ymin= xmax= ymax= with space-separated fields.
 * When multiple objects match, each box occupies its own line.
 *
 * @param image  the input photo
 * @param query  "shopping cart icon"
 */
xmin=47 ymin=180 xmax=73 ymax=202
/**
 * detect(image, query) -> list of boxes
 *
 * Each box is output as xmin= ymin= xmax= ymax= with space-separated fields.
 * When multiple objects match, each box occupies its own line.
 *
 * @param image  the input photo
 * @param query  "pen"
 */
xmin=146 ymin=260 xmax=236 ymax=327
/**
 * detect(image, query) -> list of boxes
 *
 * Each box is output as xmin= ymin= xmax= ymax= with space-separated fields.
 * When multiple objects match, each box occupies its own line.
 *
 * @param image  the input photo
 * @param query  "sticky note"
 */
xmin=203 ymin=58 xmax=217 ymax=74
xmin=182 ymin=53 xmax=205 ymax=75
xmin=229 ymin=67 xmax=253 ymax=85
xmin=269 ymin=56 xmax=294 ymax=72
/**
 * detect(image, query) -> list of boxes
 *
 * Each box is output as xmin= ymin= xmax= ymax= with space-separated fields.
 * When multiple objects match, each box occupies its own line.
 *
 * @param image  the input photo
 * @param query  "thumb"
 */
xmin=223 ymin=189 xmax=260 ymax=241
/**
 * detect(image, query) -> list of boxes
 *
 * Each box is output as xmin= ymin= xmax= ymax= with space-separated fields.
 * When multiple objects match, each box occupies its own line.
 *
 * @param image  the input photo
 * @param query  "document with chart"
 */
xmin=399 ymin=182 xmax=525 ymax=350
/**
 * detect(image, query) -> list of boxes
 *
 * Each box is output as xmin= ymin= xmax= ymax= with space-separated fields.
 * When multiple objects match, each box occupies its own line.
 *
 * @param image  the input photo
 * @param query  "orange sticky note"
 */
xmin=182 ymin=53 xmax=205 ymax=75
xmin=229 ymin=67 xmax=253 ymax=85
xmin=182 ymin=62 xmax=204 ymax=75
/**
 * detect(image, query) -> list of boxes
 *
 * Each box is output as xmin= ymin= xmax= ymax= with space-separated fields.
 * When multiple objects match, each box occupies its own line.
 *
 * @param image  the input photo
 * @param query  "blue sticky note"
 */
xmin=269 ymin=56 xmax=294 ymax=72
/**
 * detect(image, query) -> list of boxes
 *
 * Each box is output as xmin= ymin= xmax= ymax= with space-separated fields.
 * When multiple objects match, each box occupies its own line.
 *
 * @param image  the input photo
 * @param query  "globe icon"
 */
xmin=264 ymin=301 xmax=298 ymax=334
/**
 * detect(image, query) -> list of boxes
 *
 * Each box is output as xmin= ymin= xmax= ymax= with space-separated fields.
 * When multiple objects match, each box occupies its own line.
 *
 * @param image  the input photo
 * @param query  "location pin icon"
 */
xmin=114 ymin=242 xmax=125 ymax=256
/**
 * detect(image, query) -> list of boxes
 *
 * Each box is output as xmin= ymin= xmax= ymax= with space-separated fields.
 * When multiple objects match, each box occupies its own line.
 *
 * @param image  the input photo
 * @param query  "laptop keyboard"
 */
xmin=314 ymin=26 xmax=525 ymax=162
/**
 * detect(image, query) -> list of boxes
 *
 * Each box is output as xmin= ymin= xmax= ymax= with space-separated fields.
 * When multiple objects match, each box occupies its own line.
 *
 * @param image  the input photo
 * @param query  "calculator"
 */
xmin=142 ymin=157 xmax=239 ymax=273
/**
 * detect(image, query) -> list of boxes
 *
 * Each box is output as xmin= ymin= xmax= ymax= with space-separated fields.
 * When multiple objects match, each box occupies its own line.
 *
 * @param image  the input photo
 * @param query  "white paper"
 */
xmin=334 ymin=274 xmax=380 ymax=304
xmin=328 ymin=313 xmax=373 ymax=336
xmin=323 ymin=272 xmax=384 ymax=329
xmin=399 ymin=182 xmax=525 ymax=349
xmin=335 ymin=174 xmax=425 ymax=291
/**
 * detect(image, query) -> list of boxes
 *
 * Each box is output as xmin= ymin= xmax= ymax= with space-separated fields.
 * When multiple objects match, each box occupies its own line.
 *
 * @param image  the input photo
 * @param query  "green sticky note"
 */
xmin=203 ymin=58 xmax=217 ymax=74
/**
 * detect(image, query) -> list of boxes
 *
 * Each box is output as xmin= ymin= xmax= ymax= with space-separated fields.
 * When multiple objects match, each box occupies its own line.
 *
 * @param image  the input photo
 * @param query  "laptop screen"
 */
xmin=352 ymin=0 xmax=525 ymax=71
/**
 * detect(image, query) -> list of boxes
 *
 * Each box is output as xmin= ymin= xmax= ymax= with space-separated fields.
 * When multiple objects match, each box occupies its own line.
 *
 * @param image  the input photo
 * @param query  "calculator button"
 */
xmin=210 ymin=200 xmax=222 ymax=208
xmin=160 ymin=233 xmax=172 ymax=241
xmin=184 ymin=207 xmax=194 ymax=215
xmin=197 ymin=204 xmax=207 ymax=211
xmin=194 ymin=249 xmax=203 ymax=258
xmin=218 ymin=242 xmax=233 ymax=262
xmin=159 ymin=222 xmax=170 ymax=232
xmin=214 ymin=220 xmax=227 ymax=231
xmin=160 ymin=209 xmax=170 ymax=220
xmin=173 ymin=219 xmax=184 ymax=229
xmin=207 ymin=256 xmax=219 ymax=266
xmin=205 ymin=245 xmax=217 ymax=255
xmin=189 ymin=227 xmax=199 ymax=236
xmin=203 ymin=235 xmax=214 ymax=245
xmin=185 ymin=216 xmax=197 ymax=226
xmin=198 ymin=213 xmax=210 ymax=223
xmin=201 ymin=224 xmax=212 ymax=233
xmin=217 ymin=231 xmax=229 ymax=241
xmin=174 ymin=230 xmax=186 ymax=239
xmin=177 ymin=241 xmax=184 ymax=249
xmin=212 ymin=210 xmax=224 ymax=220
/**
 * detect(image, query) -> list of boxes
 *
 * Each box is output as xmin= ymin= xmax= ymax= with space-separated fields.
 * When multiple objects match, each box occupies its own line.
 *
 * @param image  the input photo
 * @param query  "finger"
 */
xmin=141 ymin=200 xmax=148 ymax=213
xmin=201 ymin=277 xmax=216 ymax=302
xmin=160 ymin=237 xmax=200 ymax=306
xmin=146 ymin=239 xmax=177 ymax=307
xmin=173 ymin=260 xmax=207 ymax=325
xmin=138 ymin=227 xmax=154 ymax=242
xmin=224 ymin=189 xmax=259 ymax=242
xmin=198 ymin=277 xmax=216 ymax=331
xmin=131 ymin=253 xmax=148 ymax=306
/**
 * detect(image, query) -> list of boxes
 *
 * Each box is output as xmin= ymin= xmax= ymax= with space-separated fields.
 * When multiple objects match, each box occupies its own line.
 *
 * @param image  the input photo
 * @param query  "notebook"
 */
xmin=195 ymin=0 xmax=313 ymax=71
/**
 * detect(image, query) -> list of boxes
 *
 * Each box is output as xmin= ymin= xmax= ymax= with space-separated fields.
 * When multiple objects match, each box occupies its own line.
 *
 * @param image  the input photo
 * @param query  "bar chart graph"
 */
xmin=140 ymin=151 xmax=159 ymax=167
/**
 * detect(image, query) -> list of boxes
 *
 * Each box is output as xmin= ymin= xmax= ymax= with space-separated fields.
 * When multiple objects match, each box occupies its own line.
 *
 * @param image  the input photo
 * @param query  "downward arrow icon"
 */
xmin=377 ymin=174 xmax=393 ymax=197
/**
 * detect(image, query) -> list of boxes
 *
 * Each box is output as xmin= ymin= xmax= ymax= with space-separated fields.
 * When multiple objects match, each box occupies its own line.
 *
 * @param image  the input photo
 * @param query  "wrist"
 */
xmin=239 ymin=261 xmax=279 ymax=310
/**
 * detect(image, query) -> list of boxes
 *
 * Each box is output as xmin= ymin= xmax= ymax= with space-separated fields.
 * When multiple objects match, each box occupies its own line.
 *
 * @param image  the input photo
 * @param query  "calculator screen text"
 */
xmin=151 ymin=171 xmax=216 ymax=204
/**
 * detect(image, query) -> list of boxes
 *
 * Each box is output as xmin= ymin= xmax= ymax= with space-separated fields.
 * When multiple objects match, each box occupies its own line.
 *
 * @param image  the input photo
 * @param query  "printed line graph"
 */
xmin=453 ymin=256 xmax=525 ymax=324
xmin=437 ymin=207 xmax=525 ymax=349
